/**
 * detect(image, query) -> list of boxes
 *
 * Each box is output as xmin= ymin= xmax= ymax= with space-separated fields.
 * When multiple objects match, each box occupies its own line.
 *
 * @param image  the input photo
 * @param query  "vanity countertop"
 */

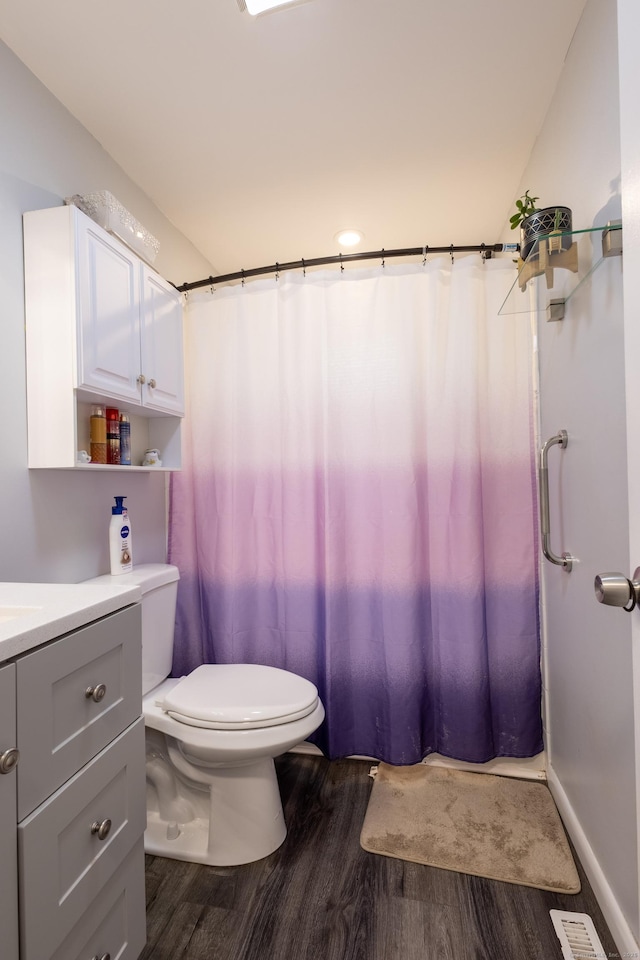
xmin=0 ymin=581 xmax=142 ymax=662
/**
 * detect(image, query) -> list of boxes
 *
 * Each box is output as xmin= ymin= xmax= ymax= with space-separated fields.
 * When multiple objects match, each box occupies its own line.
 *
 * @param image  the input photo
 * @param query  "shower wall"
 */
xmin=507 ymin=0 xmax=638 ymax=948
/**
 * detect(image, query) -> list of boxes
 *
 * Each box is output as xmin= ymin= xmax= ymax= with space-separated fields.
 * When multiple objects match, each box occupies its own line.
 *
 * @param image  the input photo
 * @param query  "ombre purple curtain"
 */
xmin=169 ymin=258 xmax=541 ymax=764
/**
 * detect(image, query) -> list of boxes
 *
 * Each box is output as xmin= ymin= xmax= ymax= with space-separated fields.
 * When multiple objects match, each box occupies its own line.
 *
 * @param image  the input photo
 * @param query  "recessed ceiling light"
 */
xmin=335 ymin=230 xmax=364 ymax=247
xmin=239 ymin=0 xmax=308 ymax=14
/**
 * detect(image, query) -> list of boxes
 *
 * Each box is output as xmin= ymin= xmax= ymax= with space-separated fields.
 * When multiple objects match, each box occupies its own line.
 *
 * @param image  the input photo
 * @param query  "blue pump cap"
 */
xmin=112 ymin=496 xmax=127 ymax=515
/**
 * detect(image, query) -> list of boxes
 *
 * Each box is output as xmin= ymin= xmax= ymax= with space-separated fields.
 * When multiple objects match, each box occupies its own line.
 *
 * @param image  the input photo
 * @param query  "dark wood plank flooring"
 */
xmin=141 ymin=754 xmax=619 ymax=960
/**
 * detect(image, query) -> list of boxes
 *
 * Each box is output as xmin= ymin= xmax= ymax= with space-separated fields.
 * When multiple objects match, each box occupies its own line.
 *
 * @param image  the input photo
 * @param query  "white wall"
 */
xmin=509 ymin=0 xmax=639 ymax=948
xmin=0 ymin=39 xmax=212 ymax=584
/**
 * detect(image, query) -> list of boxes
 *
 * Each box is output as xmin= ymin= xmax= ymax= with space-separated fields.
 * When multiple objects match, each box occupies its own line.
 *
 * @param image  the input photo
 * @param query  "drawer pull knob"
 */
xmin=137 ymin=373 xmax=146 ymax=385
xmin=148 ymin=378 xmax=157 ymax=388
xmin=85 ymin=683 xmax=107 ymax=703
xmin=91 ymin=818 xmax=112 ymax=841
xmin=0 ymin=747 xmax=19 ymax=774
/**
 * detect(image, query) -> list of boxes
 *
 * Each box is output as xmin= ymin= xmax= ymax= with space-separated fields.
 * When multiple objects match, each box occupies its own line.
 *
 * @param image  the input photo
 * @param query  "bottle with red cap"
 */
xmin=106 ymin=407 xmax=120 ymax=464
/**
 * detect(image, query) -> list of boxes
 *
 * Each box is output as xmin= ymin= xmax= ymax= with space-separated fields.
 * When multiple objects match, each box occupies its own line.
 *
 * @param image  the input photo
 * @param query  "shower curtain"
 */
xmin=169 ymin=257 xmax=541 ymax=765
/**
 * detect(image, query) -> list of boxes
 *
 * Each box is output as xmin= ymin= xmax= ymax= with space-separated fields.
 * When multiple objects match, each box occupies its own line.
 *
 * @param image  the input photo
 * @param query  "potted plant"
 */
xmin=510 ymin=190 xmax=573 ymax=261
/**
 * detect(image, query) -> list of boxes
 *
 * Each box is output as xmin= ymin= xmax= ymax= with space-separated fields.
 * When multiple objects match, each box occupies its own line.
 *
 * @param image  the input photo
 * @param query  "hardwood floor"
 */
xmin=141 ymin=754 xmax=619 ymax=960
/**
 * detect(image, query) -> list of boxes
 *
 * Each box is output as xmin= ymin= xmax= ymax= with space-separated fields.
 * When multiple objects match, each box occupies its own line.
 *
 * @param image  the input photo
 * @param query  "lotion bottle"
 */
xmin=109 ymin=496 xmax=133 ymax=575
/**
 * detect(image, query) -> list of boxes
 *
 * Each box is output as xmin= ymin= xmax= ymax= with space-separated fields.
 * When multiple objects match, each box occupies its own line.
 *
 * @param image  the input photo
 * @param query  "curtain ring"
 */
xmin=339 ymin=252 xmax=344 ymax=273
xmin=450 ymin=245 xmax=454 ymax=264
xmin=241 ymin=268 xmax=245 ymax=287
xmin=275 ymin=262 xmax=280 ymax=281
xmin=381 ymin=248 xmax=385 ymax=269
xmin=480 ymin=243 xmax=486 ymax=263
xmin=302 ymin=257 xmax=306 ymax=277
xmin=422 ymin=245 xmax=428 ymax=266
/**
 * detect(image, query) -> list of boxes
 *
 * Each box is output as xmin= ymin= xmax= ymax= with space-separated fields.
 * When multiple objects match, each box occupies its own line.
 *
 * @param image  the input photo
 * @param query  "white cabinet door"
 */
xmin=76 ymin=214 xmax=142 ymax=403
xmin=0 ymin=663 xmax=19 ymax=960
xmin=140 ymin=266 xmax=185 ymax=415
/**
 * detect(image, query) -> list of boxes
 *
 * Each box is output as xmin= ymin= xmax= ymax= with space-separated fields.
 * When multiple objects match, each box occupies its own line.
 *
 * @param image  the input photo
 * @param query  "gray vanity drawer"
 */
xmin=18 ymin=718 xmax=146 ymax=960
xmin=16 ymin=603 xmax=142 ymax=819
xmin=48 ymin=839 xmax=146 ymax=960
xmin=0 ymin=663 xmax=19 ymax=960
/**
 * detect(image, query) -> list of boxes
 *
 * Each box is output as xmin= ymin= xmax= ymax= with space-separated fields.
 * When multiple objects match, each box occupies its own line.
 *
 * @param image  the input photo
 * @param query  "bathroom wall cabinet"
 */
xmin=0 ymin=662 xmax=19 ymax=960
xmin=23 ymin=204 xmax=185 ymax=470
xmin=2 ymin=603 xmax=146 ymax=960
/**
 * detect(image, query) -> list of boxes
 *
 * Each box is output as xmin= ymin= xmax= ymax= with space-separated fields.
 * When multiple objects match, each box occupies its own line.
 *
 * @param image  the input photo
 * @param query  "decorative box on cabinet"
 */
xmin=23 ymin=203 xmax=185 ymax=470
xmin=0 ymin=662 xmax=19 ymax=960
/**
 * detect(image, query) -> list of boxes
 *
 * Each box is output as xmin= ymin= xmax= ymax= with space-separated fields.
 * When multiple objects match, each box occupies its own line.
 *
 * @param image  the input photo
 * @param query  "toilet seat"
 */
xmin=160 ymin=663 xmax=319 ymax=730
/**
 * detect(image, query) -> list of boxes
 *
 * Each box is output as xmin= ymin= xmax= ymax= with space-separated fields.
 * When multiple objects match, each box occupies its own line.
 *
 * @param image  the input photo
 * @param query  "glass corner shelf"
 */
xmin=498 ymin=222 xmax=622 ymax=316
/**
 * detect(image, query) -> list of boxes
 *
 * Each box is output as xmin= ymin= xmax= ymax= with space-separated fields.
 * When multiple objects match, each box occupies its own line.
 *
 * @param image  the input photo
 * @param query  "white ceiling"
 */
xmin=0 ymin=0 xmax=587 ymax=280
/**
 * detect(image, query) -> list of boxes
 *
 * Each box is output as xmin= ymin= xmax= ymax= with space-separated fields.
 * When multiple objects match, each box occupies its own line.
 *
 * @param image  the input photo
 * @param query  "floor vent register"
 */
xmin=550 ymin=910 xmax=608 ymax=960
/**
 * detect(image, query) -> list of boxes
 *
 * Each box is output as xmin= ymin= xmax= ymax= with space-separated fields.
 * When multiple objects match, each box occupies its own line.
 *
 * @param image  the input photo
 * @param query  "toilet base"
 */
xmin=144 ymin=813 xmax=286 ymax=865
xmin=145 ymin=749 xmax=288 ymax=865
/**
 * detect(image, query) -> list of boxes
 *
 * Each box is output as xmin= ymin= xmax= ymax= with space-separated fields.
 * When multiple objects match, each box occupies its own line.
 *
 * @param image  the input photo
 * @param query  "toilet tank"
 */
xmin=84 ymin=563 xmax=180 ymax=695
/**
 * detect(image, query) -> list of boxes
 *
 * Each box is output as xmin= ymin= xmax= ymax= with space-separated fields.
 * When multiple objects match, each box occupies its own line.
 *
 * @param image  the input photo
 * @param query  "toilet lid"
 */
xmin=160 ymin=663 xmax=319 ymax=730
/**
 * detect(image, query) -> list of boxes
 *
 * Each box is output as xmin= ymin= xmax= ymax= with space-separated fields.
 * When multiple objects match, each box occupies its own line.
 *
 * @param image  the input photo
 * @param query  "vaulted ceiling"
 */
xmin=0 ymin=0 xmax=587 ymax=278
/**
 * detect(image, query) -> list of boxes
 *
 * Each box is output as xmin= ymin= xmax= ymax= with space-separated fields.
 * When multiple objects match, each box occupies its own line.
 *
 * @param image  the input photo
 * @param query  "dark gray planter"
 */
xmin=520 ymin=206 xmax=573 ymax=261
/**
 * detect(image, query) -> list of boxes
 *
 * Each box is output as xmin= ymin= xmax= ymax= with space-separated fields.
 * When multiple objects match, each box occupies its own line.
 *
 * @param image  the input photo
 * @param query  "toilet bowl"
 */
xmin=85 ymin=564 xmax=325 ymax=865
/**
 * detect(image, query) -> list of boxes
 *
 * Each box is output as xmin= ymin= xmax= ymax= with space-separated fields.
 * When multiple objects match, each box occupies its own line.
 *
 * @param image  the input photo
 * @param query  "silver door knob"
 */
xmin=594 ymin=568 xmax=640 ymax=611
xmin=0 ymin=747 xmax=19 ymax=774
xmin=85 ymin=683 xmax=107 ymax=703
xmin=91 ymin=818 xmax=112 ymax=841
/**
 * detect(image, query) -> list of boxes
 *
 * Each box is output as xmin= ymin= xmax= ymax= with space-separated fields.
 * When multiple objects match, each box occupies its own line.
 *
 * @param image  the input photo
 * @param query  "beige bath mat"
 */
xmin=360 ymin=763 xmax=580 ymax=893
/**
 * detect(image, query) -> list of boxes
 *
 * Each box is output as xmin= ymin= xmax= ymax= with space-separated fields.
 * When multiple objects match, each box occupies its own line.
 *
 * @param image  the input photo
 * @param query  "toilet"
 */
xmin=86 ymin=563 xmax=325 ymax=866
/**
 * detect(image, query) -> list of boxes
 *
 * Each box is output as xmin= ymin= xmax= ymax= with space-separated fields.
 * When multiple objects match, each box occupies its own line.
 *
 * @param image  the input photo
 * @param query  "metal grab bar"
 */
xmin=539 ymin=430 xmax=574 ymax=573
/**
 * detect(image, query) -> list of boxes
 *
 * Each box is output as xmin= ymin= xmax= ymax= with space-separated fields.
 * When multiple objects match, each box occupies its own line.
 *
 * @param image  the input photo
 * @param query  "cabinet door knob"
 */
xmin=91 ymin=818 xmax=112 ymax=841
xmin=137 ymin=374 xmax=146 ymax=385
xmin=148 ymin=378 xmax=157 ymax=389
xmin=85 ymin=683 xmax=107 ymax=703
xmin=0 ymin=747 xmax=19 ymax=774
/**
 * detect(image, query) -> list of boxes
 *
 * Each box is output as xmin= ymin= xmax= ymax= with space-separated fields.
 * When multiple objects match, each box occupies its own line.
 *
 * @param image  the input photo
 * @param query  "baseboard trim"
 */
xmin=547 ymin=764 xmax=639 ymax=957
xmin=288 ymin=741 xmax=326 ymax=757
xmin=420 ymin=751 xmax=546 ymax=781
xmin=288 ymin=743 xmax=546 ymax=780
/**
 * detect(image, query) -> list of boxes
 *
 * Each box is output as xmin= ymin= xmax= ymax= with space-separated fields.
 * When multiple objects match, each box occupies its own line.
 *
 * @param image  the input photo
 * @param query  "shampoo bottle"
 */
xmin=119 ymin=413 xmax=131 ymax=466
xmin=109 ymin=496 xmax=133 ymax=575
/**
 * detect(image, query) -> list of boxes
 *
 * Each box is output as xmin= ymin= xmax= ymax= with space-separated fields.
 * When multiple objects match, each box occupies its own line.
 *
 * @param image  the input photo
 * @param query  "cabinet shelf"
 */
xmin=498 ymin=222 xmax=622 ymax=316
xmin=62 ymin=464 xmax=173 ymax=473
xmin=74 ymin=401 xmax=180 ymax=470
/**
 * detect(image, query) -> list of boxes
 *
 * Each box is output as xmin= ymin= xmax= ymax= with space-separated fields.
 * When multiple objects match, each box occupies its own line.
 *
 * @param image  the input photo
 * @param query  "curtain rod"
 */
xmin=175 ymin=242 xmax=520 ymax=293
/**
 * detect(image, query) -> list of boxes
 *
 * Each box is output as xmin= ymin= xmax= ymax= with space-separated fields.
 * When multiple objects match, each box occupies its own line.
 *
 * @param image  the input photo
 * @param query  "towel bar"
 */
xmin=539 ymin=430 xmax=574 ymax=573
